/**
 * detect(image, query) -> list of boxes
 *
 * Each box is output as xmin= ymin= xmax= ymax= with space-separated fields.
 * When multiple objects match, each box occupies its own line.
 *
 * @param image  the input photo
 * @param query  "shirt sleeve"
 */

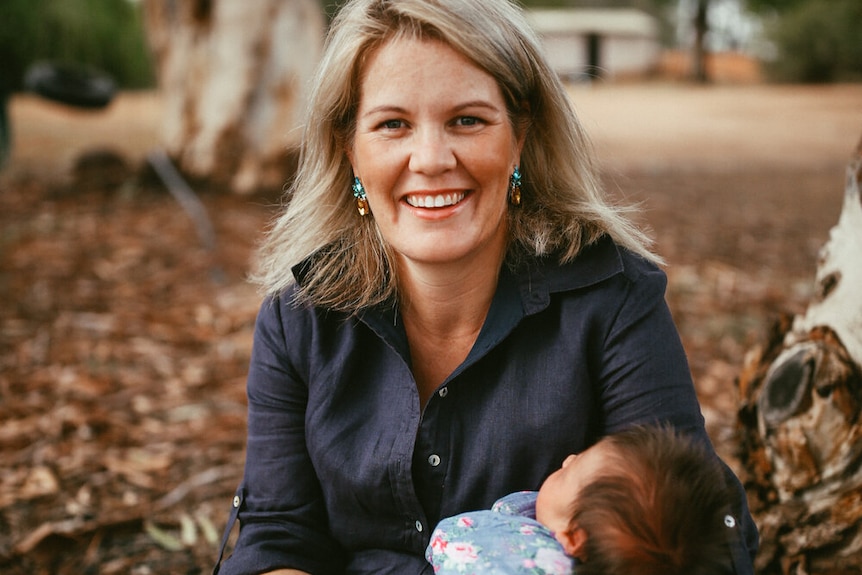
xmin=595 ymin=260 xmax=758 ymax=573
xmin=595 ymin=262 xmax=702 ymax=433
xmin=216 ymin=296 xmax=345 ymax=575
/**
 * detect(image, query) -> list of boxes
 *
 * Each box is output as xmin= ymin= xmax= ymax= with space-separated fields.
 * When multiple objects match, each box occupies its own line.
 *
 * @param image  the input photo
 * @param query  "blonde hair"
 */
xmin=254 ymin=0 xmax=659 ymax=311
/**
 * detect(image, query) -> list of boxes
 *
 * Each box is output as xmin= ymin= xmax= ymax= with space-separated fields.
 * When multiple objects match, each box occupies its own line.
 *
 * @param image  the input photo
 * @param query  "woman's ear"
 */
xmin=554 ymin=526 xmax=588 ymax=560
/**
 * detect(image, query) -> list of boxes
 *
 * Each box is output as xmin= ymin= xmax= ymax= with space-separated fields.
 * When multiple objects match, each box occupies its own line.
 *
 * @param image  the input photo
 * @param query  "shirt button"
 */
xmin=415 ymin=520 xmax=424 ymax=532
xmin=233 ymin=495 xmax=240 ymax=508
xmin=428 ymin=454 xmax=441 ymax=467
xmin=438 ymin=387 xmax=448 ymax=398
xmin=724 ymin=515 xmax=736 ymax=528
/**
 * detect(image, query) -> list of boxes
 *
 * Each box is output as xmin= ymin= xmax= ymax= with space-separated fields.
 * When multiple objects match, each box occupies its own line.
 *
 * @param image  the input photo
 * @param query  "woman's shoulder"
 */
xmin=256 ymin=283 xmax=399 ymax=351
xmin=257 ymin=283 xmax=307 ymax=322
xmin=532 ymin=235 xmax=665 ymax=295
xmin=256 ymin=283 xmax=351 ymax=338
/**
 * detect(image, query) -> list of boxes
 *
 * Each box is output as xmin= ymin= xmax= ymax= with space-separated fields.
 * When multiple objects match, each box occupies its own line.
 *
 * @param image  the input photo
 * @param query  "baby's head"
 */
xmin=535 ymin=425 xmax=733 ymax=575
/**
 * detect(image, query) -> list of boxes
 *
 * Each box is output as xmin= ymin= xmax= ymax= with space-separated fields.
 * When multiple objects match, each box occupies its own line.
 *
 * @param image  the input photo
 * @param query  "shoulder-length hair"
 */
xmin=254 ymin=0 xmax=659 ymax=312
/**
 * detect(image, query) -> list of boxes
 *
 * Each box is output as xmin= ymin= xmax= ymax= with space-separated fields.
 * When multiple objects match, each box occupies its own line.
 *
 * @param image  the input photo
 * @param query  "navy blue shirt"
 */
xmin=215 ymin=237 xmax=758 ymax=574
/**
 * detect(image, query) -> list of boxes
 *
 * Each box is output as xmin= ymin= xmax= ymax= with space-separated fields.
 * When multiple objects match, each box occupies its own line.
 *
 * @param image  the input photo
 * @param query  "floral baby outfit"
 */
xmin=425 ymin=492 xmax=574 ymax=574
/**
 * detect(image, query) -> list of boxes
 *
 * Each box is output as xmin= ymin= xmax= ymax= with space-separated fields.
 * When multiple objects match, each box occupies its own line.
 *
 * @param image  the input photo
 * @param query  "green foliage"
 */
xmin=763 ymin=0 xmax=862 ymax=83
xmin=0 ymin=0 xmax=154 ymax=94
xmin=745 ymin=0 xmax=810 ymax=14
xmin=321 ymin=0 xmax=349 ymax=22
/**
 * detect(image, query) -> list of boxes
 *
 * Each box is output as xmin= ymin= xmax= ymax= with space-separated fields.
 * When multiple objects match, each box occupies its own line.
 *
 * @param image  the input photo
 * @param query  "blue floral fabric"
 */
xmin=426 ymin=492 xmax=574 ymax=574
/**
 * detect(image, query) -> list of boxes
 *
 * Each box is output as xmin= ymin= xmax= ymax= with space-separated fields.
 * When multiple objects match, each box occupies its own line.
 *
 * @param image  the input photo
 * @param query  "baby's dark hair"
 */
xmin=570 ymin=425 xmax=733 ymax=575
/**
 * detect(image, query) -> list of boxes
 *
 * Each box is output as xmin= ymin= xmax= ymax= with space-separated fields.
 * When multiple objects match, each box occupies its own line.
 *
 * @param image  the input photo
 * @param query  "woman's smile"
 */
xmin=404 ymin=190 xmax=467 ymax=209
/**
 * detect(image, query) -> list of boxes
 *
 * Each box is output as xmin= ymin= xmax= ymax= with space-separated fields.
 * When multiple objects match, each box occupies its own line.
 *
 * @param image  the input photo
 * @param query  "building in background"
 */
xmin=526 ymin=8 xmax=661 ymax=82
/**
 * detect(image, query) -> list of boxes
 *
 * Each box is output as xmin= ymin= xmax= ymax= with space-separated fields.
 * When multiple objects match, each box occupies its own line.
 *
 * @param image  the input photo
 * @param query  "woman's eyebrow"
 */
xmin=452 ymin=100 xmax=500 ymax=112
xmin=361 ymin=100 xmax=501 ymax=118
xmin=361 ymin=104 xmax=408 ymax=117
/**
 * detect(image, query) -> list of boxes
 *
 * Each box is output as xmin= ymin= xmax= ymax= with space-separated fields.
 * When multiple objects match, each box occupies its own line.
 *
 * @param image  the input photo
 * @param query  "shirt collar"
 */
xmin=517 ymin=234 xmax=624 ymax=316
xmin=294 ymin=235 xmax=626 ymax=368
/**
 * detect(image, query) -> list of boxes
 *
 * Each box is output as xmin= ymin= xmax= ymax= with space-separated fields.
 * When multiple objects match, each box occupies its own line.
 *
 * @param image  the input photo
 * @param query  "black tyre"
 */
xmin=24 ymin=61 xmax=116 ymax=110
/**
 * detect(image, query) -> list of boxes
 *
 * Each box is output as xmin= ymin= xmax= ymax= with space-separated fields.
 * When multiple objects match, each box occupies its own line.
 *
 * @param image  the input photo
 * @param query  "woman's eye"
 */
xmin=381 ymin=119 xmax=403 ymax=130
xmin=456 ymin=116 xmax=481 ymax=127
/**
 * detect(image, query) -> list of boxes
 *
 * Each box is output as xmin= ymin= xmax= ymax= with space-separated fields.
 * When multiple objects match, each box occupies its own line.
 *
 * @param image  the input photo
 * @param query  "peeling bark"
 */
xmin=141 ymin=0 xmax=323 ymax=193
xmin=737 ymin=138 xmax=862 ymax=574
xmin=794 ymin=138 xmax=862 ymax=365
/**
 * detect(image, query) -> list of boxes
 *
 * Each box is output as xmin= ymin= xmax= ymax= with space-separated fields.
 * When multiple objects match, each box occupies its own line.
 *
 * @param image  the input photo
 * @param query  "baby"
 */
xmin=426 ymin=425 xmax=738 ymax=575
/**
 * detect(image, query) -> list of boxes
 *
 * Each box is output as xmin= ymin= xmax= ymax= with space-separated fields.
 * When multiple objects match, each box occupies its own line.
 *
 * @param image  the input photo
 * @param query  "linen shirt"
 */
xmin=215 ymin=236 xmax=758 ymax=575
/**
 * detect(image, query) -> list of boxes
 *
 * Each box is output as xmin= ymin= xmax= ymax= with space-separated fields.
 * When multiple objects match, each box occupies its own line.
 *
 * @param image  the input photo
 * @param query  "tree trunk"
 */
xmin=141 ymin=0 xmax=324 ymax=194
xmin=737 ymin=137 xmax=862 ymax=574
xmin=691 ymin=0 xmax=710 ymax=83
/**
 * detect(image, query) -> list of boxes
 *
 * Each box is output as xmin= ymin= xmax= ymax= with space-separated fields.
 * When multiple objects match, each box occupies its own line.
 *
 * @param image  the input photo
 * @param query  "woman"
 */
xmin=214 ymin=1 xmax=758 ymax=574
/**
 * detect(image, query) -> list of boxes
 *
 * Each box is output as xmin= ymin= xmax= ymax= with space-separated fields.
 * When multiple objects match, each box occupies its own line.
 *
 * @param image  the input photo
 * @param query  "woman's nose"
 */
xmin=408 ymin=128 xmax=456 ymax=174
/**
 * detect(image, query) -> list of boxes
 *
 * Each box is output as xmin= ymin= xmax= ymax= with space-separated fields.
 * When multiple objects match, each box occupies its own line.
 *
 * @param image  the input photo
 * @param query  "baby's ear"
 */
xmin=555 ymin=526 xmax=588 ymax=560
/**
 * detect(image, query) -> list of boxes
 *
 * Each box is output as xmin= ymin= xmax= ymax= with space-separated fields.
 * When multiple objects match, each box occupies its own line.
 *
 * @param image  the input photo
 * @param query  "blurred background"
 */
xmin=0 ymin=1 xmax=860 ymax=573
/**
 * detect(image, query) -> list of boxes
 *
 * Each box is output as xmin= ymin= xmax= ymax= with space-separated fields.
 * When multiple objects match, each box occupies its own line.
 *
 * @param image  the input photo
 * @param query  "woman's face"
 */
xmin=349 ymin=37 xmax=524 ymax=273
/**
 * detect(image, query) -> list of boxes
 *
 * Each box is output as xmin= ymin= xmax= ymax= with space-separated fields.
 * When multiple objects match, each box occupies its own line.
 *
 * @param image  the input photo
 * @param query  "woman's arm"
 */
xmin=595 ymin=264 xmax=705 ymax=433
xmin=216 ymin=297 xmax=345 ymax=575
xmin=596 ymin=261 xmax=758 ymax=572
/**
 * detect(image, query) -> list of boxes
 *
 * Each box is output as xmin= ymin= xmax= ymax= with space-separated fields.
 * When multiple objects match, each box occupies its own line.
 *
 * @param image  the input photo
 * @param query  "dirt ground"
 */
xmin=1 ymin=83 xmax=861 ymax=573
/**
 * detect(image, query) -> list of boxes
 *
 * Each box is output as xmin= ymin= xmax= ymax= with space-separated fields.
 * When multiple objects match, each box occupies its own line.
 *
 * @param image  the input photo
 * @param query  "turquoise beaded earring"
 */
xmin=509 ymin=166 xmax=522 ymax=206
xmin=352 ymin=176 xmax=369 ymax=216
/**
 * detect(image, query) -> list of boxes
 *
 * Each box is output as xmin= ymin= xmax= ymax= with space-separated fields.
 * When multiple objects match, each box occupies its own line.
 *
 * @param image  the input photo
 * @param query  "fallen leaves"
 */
xmin=0 ymin=155 xmax=842 ymax=572
xmin=0 ymin=171 xmax=267 ymax=573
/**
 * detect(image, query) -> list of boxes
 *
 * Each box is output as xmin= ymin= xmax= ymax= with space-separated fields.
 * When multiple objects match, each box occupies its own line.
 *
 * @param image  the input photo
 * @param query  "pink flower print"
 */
xmin=456 ymin=516 xmax=475 ymax=528
xmin=430 ymin=534 xmax=448 ymax=555
xmin=523 ymin=559 xmax=536 ymax=568
xmin=533 ymin=547 xmax=573 ymax=574
xmin=519 ymin=524 xmax=536 ymax=536
xmin=445 ymin=542 xmax=479 ymax=565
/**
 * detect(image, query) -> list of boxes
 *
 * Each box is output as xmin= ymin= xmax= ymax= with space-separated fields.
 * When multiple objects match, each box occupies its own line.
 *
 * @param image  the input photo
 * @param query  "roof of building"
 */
xmin=526 ymin=8 xmax=659 ymax=38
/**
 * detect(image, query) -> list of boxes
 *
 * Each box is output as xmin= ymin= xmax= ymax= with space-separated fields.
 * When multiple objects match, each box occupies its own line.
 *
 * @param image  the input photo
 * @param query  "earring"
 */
xmin=352 ymin=176 xmax=369 ymax=216
xmin=508 ymin=166 xmax=522 ymax=206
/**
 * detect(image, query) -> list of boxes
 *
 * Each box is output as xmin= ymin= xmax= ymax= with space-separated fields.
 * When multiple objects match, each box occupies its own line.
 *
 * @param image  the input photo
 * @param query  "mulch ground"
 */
xmin=0 ymin=172 xmax=267 ymax=573
xmin=0 ymin=88 xmax=856 ymax=573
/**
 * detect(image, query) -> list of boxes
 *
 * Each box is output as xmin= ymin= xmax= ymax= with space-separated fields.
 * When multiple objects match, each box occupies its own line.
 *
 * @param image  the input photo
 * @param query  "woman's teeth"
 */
xmin=406 ymin=192 xmax=466 ymax=208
